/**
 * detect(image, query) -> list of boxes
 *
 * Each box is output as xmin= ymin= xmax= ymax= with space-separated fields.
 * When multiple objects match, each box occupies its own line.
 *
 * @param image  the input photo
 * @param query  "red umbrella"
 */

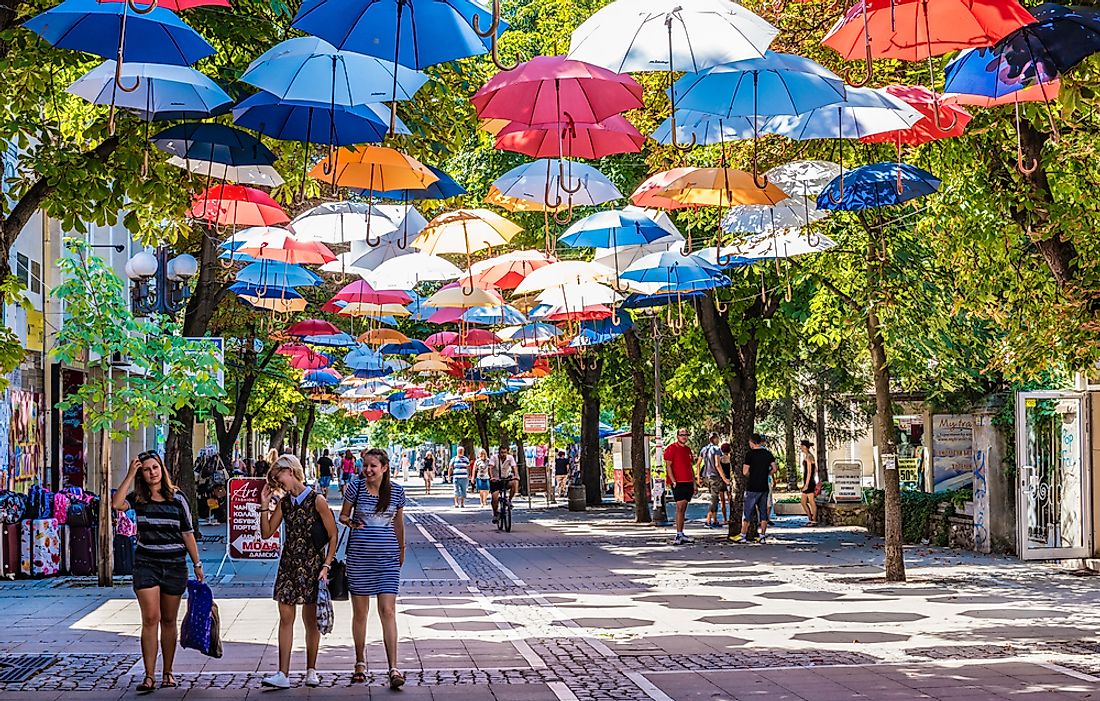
xmin=190 ymin=185 xmax=289 ymax=227
xmin=543 ymin=305 xmax=612 ymax=322
xmin=425 ymin=331 xmax=459 ymax=348
xmin=403 ymin=388 xmax=432 ymax=399
xmin=99 ymin=0 xmax=230 ymax=10
xmin=276 ymin=343 xmax=312 ymax=355
xmin=469 ymin=250 xmax=557 ymax=290
xmin=427 ymin=308 xmax=465 ymax=324
xmin=362 ymin=409 xmax=385 ymax=421
xmin=457 ymin=329 xmax=498 ymax=346
xmin=286 ymin=319 xmax=342 ymax=337
xmin=860 ymin=85 xmax=972 ymax=145
xmin=472 ymin=55 xmax=643 ymax=126
xmin=238 ymin=236 xmax=337 ymax=265
xmin=322 ymin=281 xmax=411 ymax=313
xmin=495 ymin=115 xmax=644 ymax=159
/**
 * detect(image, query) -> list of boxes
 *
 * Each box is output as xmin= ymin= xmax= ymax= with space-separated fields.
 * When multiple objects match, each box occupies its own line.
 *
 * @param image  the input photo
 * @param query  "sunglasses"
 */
xmin=138 ymin=451 xmax=159 ymax=462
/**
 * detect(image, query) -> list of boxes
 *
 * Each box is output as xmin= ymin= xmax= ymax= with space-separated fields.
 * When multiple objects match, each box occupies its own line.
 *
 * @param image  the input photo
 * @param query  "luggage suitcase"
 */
xmin=20 ymin=519 xmax=60 ymax=576
xmin=113 ymin=534 xmax=136 ymax=576
xmin=64 ymin=525 xmax=96 ymax=576
xmin=0 ymin=523 xmax=19 ymax=578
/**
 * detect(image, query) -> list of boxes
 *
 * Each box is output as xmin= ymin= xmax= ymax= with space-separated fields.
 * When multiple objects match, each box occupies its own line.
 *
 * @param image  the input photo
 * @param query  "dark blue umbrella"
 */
xmin=152 ymin=123 xmax=276 ymax=166
xmin=23 ymin=0 xmax=215 ymax=65
xmin=991 ymin=4 xmax=1100 ymax=84
xmin=290 ymin=0 xmax=503 ymax=70
xmin=227 ymin=282 xmax=301 ymax=298
xmin=373 ymin=165 xmax=466 ymax=200
xmin=232 ymin=91 xmax=410 ymax=146
xmin=570 ymin=313 xmax=634 ymax=347
xmin=816 ymin=163 xmax=940 ymax=211
xmin=621 ymin=291 xmax=704 ymax=310
xmin=379 ymin=339 xmax=432 ymax=355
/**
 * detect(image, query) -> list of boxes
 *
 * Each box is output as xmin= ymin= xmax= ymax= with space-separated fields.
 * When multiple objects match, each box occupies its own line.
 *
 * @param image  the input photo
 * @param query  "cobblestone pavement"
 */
xmin=2 ymin=485 xmax=1100 ymax=700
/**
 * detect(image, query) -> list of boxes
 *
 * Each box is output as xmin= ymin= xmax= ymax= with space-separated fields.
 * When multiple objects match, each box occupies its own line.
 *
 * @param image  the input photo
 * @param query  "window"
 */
xmin=29 ymin=260 xmax=41 ymax=295
xmin=15 ymin=252 xmax=28 ymax=288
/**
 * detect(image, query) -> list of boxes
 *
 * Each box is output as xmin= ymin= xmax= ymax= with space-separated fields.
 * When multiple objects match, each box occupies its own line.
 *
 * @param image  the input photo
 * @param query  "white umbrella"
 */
xmin=412 ymin=209 xmax=522 ymax=256
xmin=766 ymin=87 xmax=923 ymax=141
xmin=477 ymin=355 xmax=517 ymax=370
xmin=490 ymin=159 xmax=623 ymax=210
xmin=289 ymin=202 xmax=400 ymax=243
xmin=697 ymin=230 xmax=836 ymax=264
xmin=167 ymin=156 xmax=285 ymax=188
xmin=764 ymin=161 xmax=842 ymax=198
xmin=514 ymin=261 xmax=617 ymax=294
xmin=365 ymin=252 xmax=462 ymax=290
xmin=536 ymin=282 xmax=621 ymax=309
xmin=592 ymin=239 xmax=684 ymax=270
xmin=721 ymin=197 xmax=829 ymax=234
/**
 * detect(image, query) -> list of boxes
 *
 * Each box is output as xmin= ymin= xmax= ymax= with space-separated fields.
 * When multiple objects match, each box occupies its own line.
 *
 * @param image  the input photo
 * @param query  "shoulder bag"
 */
xmin=327 ymin=526 xmax=350 ymax=601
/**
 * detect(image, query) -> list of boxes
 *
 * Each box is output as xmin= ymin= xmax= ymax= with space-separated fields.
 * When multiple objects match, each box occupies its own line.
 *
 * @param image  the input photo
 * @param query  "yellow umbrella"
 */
xmin=413 ymin=209 xmax=522 ymax=257
xmin=358 ymin=329 xmax=410 ymax=345
xmin=485 ymin=185 xmax=563 ymax=213
xmin=309 ymin=145 xmax=438 ymax=191
xmin=425 ymin=286 xmax=502 ymax=308
xmin=411 ymin=359 xmax=451 ymax=373
xmin=337 ymin=302 xmax=411 ymax=318
xmin=415 ymin=351 xmax=450 ymax=363
xmin=653 ymin=168 xmax=789 ymax=207
xmin=239 ymin=295 xmax=308 ymax=313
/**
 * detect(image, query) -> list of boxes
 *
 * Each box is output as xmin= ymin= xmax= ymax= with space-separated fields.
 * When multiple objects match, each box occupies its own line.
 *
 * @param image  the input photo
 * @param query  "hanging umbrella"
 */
xmin=326 ymin=281 xmax=411 ymax=309
xmin=764 ymin=161 xmax=843 ymax=199
xmin=495 ymin=115 xmax=644 ymax=159
xmin=651 ymin=110 xmax=764 ymax=146
xmin=189 ymin=185 xmax=289 ymax=227
xmin=468 ymin=250 xmax=557 ymax=290
xmin=99 ymin=0 xmax=230 ymax=8
xmin=816 ymin=162 xmax=941 ymax=211
xmin=235 ymin=261 xmax=324 ymax=289
xmin=860 ymin=85 xmax=972 ymax=145
xmin=68 ymin=61 xmax=232 ymax=120
xmin=288 ymin=350 xmax=333 ymax=370
xmin=425 ymin=331 xmax=459 ymax=348
xmin=559 ymin=209 xmax=673 ymax=248
xmin=304 ymin=332 xmax=357 ymax=347
xmin=289 ymin=202 xmax=401 ymax=243
xmin=463 ymin=304 xmax=528 ymax=326
xmin=621 ymin=291 xmax=704 ymax=309
xmin=287 ymin=319 xmax=343 ymax=337
xmin=238 ymin=235 xmax=337 ymax=265
xmin=277 ymin=343 xmax=312 ymax=355
xmin=166 ymin=157 xmax=285 ymax=187
xmin=359 ymin=329 xmax=411 ymax=345
xmin=943 ymin=47 xmax=1061 ymax=105
xmin=704 ymin=229 xmax=837 ymax=261
xmin=477 ymin=355 xmax=517 ymax=370
xmin=302 ymin=369 xmax=342 ymax=386
xmin=536 ymin=282 xmax=621 ymax=308
xmin=631 ymin=168 xmax=702 ymax=209
xmin=619 ymin=251 xmax=722 ymax=289
xmin=636 ymin=168 xmax=788 ymax=209
xmin=411 ymin=359 xmax=451 ymax=373
xmin=426 ymin=306 xmax=469 ymax=324
xmin=425 ymin=286 xmax=502 ymax=309
xmin=513 ymin=261 xmax=617 ymax=294
xmin=338 ymin=302 xmax=411 ymax=318
xmin=364 ymin=252 xmax=462 ymax=290
xmin=570 ymin=313 xmax=635 ymax=347
xmin=374 ymin=165 xmax=466 ymax=201
xmin=489 ymin=159 xmax=622 ymax=212
xmin=412 ymin=209 xmax=522 ymax=257
xmin=151 ymin=123 xmax=275 ymax=167
xmin=233 ymin=91 xmax=408 ymax=145
xmin=344 ymin=345 xmax=386 ymax=370
xmin=721 ymin=197 xmax=829 ymax=234
xmin=345 ymin=237 xmax=415 ymax=272
xmin=537 ymin=303 xmax=613 ymax=323
xmin=230 ymin=283 xmax=308 ymax=313
xmin=507 ymin=322 xmax=563 ymax=343
xmin=308 ymin=145 xmax=437 ymax=191
xmin=592 ymin=239 xmax=684 ymax=270
xmin=379 ymin=340 xmax=433 ymax=355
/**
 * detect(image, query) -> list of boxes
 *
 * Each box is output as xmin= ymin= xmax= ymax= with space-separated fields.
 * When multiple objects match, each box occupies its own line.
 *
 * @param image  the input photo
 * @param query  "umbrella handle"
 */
xmin=552 ymin=202 xmax=573 ymax=225
xmin=126 ymin=0 xmax=158 ymax=14
xmin=677 ymin=230 xmax=693 ymax=258
xmin=714 ymin=296 xmax=728 ymax=314
xmin=1015 ymin=103 xmax=1039 ymax=175
xmin=752 ymin=145 xmax=770 ymax=190
xmin=543 ymin=177 xmax=563 ymax=210
xmin=461 ymin=275 xmax=476 ymax=296
xmin=826 ymin=172 xmax=845 ymax=205
xmin=114 ymin=68 xmax=140 ymax=94
xmin=472 ymin=0 xmax=518 ymax=71
xmin=558 ymin=160 xmax=582 ymax=194
xmin=845 ymin=5 xmax=874 ymax=87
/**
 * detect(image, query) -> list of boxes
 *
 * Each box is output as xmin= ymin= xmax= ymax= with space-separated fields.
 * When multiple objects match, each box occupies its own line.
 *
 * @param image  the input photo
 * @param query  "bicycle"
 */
xmin=492 ymin=478 xmax=517 ymax=533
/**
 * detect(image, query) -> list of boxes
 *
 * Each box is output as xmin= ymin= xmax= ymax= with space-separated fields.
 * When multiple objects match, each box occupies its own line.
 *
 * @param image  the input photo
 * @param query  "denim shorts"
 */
xmin=132 ymin=558 xmax=188 ymax=596
xmin=743 ymin=490 xmax=770 ymax=523
xmin=453 ymin=477 xmax=469 ymax=496
xmin=475 ymin=478 xmax=490 ymax=491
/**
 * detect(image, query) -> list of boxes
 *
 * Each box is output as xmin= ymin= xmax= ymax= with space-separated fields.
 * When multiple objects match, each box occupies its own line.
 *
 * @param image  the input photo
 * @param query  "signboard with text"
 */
xmin=832 ymin=461 xmax=863 ymax=502
xmin=527 ymin=463 xmax=548 ymax=494
xmin=523 ymin=413 xmax=549 ymax=433
xmin=227 ymin=478 xmax=280 ymax=560
xmin=932 ymin=414 xmax=974 ymax=492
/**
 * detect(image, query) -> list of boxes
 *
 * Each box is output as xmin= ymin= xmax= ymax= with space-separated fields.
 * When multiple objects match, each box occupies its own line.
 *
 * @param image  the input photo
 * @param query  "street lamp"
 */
xmin=125 ymin=247 xmax=198 ymax=315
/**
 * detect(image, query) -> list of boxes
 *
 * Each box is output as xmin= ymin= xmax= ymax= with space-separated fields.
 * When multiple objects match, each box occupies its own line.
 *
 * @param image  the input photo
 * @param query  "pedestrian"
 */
xmin=799 ymin=440 xmax=819 ymax=526
xmin=340 ymin=450 xmax=356 ymax=492
xmin=718 ymin=442 xmax=732 ymax=524
xmin=254 ymin=453 xmax=270 ymax=479
xmin=340 ymin=448 xmax=407 ymax=689
xmin=111 ymin=451 xmax=203 ymax=693
xmin=473 ymin=448 xmax=491 ymax=507
xmin=316 ymin=449 xmax=334 ymax=495
xmin=421 ymin=449 xmax=435 ymax=495
xmin=258 ymin=455 xmax=339 ymax=689
xmin=553 ymin=450 xmax=570 ymax=498
xmin=663 ymin=428 xmax=696 ymax=545
xmin=400 ymin=452 xmax=410 ymax=479
xmin=698 ymin=433 xmax=729 ymax=529
xmin=730 ymin=433 xmax=777 ymax=544
xmin=450 ymin=447 xmax=470 ymax=508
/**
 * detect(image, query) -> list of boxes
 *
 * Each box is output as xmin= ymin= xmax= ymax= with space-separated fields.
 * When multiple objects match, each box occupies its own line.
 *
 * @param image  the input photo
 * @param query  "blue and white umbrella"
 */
xmin=236 ymin=261 xmax=324 ymax=288
xmin=559 ymin=209 xmax=671 ymax=248
xmin=68 ymin=62 xmax=232 ymax=121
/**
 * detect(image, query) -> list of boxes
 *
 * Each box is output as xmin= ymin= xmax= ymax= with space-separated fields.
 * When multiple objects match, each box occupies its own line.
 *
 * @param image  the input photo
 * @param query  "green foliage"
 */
xmin=865 ymin=487 xmax=972 ymax=546
xmin=50 ymin=239 xmax=226 ymax=438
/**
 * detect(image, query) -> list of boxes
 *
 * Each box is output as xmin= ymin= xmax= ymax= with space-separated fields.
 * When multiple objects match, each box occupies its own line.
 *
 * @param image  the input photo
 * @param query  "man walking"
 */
xmin=450 ymin=447 xmax=470 ymax=508
xmin=663 ymin=428 xmax=696 ymax=545
xmin=698 ymin=433 xmax=728 ymax=529
xmin=317 ymin=449 xmax=334 ymax=495
xmin=731 ymin=433 xmax=776 ymax=544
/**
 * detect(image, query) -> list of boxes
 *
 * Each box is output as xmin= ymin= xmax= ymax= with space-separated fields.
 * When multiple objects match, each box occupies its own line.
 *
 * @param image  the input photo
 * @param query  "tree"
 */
xmin=563 ymin=352 xmax=605 ymax=506
xmin=51 ymin=240 xmax=224 ymax=585
xmin=621 ymin=326 xmax=652 ymax=523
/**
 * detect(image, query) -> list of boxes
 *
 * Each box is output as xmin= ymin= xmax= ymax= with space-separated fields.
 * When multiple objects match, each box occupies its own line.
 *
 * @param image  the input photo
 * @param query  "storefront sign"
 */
xmin=226 ymin=478 xmax=280 ymax=560
xmin=832 ymin=461 xmax=863 ymax=502
xmin=932 ymin=414 xmax=974 ymax=492
xmin=522 ymin=413 xmax=548 ymax=433
xmin=527 ymin=463 xmax=548 ymax=494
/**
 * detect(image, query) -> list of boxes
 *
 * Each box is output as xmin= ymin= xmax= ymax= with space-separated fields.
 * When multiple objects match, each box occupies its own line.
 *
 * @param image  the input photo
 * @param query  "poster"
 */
xmin=9 ymin=389 xmax=43 ymax=492
xmin=226 ymin=478 xmax=280 ymax=560
xmin=527 ymin=463 xmax=549 ymax=494
xmin=832 ymin=461 xmax=862 ymax=502
xmin=932 ymin=414 xmax=974 ymax=492
xmin=60 ymin=369 xmax=86 ymax=489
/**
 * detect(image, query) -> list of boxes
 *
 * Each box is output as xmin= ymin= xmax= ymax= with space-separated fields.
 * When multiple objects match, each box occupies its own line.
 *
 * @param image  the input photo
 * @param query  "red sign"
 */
xmin=523 ymin=413 xmax=549 ymax=433
xmin=227 ymin=478 xmax=280 ymax=560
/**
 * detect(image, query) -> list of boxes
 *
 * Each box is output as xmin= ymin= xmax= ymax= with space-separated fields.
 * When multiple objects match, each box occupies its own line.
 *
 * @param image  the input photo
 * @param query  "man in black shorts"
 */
xmin=489 ymin=446 xmax=518 ymax=524
xmin=731 ymin=433 xmax=776 ymax=544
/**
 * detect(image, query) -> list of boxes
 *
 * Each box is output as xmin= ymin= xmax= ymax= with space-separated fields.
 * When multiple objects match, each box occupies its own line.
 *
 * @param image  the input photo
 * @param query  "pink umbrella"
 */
xmin=276 ymin=343 xmax=312 ymax=355
xmin=288 ymin=350 xmax=333 ymax=370
xmin=495 ymin=115 xmax=644 ymax=159
xmin=457 ymin=329 xmax=498 ymax=346
xmin=860 ymin=85 xmax=972 ymax=146
xmin=286 ymin=319 xmax=342 ymax=337
xmin=427 ymin=307 xmax=465 ymax=324
xmin=425 ymin=331 xmax=459 ymax=348
xmin=472 ymin=55 xmax=643 ymax=126
xmin=321 ymin=280 xmax=412 ymax=313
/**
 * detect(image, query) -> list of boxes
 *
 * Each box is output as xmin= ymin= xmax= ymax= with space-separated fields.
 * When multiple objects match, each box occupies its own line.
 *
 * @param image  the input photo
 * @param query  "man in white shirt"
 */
xmin=489 ymin=446 xmax=518 ymax=525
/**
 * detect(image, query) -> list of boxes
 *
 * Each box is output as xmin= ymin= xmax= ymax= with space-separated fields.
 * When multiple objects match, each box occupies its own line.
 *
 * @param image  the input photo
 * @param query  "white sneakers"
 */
xmin=261 ymin=670 xmax=320 ymax=688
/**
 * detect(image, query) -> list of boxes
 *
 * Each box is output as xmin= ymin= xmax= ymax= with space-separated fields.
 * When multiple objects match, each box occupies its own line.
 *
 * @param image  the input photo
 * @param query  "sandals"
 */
xmin=351 ymin=662 xmax=367 ymax=684
xmin=137 ymin=675 xmax=156 ymax=694
xmin=388 ymin=668 xmax=406 ymax=689
xmin=161 ymin=674 xmax=178 ymax=689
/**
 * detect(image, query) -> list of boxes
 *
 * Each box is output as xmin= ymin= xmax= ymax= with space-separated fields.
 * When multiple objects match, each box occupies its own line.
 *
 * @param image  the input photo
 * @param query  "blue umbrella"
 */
xmin=232 ymin=91 xmax=410 ymax=145
xmin=510 ymin=322 xmax=562 ymax=343
xmin=23 ymin=0 xmax=215 ymax=65
xmin=220 ymin=249 xmax=261 ymax=264
xmin=379 ymin=340 xmax=432 ymax=355
xmin=152 ymin=123 xmax=276 ymax=166
xmin=988 ymin=4 xmax=1100 ymax=84
xmin=302 ymin=370 xmax=340 ymax=386
xmin=343 ymin=345 xmax=385 ymax=371
xmin=651 ymin=110 xmax=764 ymax=146
xmin=291 ymin=0 xmax=503 ymax=69
xmin=620 ymin=251 xmax=722 ymax=289
xmin=374 ymin=165 xmax=466 ymax=200
xmin=816 ymin=163 xmax=940 ymax=211
xmin=559 ymin=209 xmax=671 ymax=248
xmin=387 ymin=392 xmax=418 ymax=420
xmin=570 ymin=313 xmax=634 ymax=347
xmin=463 ymin=304 xmax=527 ymax=326
xmin=67 ymin=62 xmax=232 ymax=121
xmin=241 ymin=37 xmax=429 ymax=107
xmin=405 ymin=295 xmax=439 ymax=322
xmin=943 ymin=48 xmax=1049 ymax=102
xmin=304 ymin=333 xmax=357 ymax=347
xmin=622 ymin=291 xmax=704 ymax=309
xmin=227 ymin=282 xmax=302 ymax=299
xmin=236 ymin=261 xmax=325 ymax=288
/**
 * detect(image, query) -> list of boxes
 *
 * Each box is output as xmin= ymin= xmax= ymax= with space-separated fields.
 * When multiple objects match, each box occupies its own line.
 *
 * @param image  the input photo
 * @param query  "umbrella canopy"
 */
xmin=495 ymin=115 xmax=644 ymax=159
xmin=374 ymin=165 xmax=466 ymax=201
xmin=468 ymin=250 xmax=557 ymax=290
xmin=943 ymin=47 xmax=1062 ymax=105
xmin=364 ymin=252 xmax=462 ymax=289
xmin=507 ymin=322 xmax=563 ymax=343
xmin=379 ymin=340 xmax=433 ymax=355
xmin=619 ymin=251 xmax=722 ymax=289
xmin=68 ymin=62 xmax=232 ymax=121
xmin=425 ymin=331 xmax=459 ymax=348
xmin=238 ymin=235 xmax=337 ymax=265
xmin=291 ymin=0 xmax=502 ymax=69
xmin=425 ymin=287 xmax=502 ymax=309
xmin=763 ymin=86 xmax=923 ymax=140
xmin=764 ymin=160 xmax=843 ymax=198
xmin=559 ymin=209 xmax=672 ymax=248
xmin=411 ymin=359 xmax=451 ymax=373
xmin=472 ymin=55 xmax=644 ymax=125
xmin=241 ymin=37 xmax=429 ymax=105
xmin=721 ymin=197 xmax=829 ymax=234
xmin=99 ymin=0 xmax=230 ymax=9
xmin=303 ymin=332 xmax=356 ymax=347
xmin=816 ymin=162 xmax=941 ymax=211
xmin=337 ymin=302 xmax=411 ymax=317
xmin=309 ymin=145 xmax=437 ymax=190
xmin=860 ymin=85 xmax=972 ymax=145
xmin=567 ymin=0 xmax=778 ymax=73
xmin=152 ymin=123 xmax=275 ymax=166
xmin=463 ymin=304 xmax=528 ymax=326
xmin=287 ymin=319 xmax=343 ymax=337
xmin=489 ymin=159 xmax=622 ymax=211
xmin=636 ymin=168 xmax=788 ymax=209
xmin=233 ymin=91 xmax=408 ymax=145
xmin=514 ymin=260 xmax=617 ymax=294
xmin=359 ymin=329 xmax=411 ymax=345
xmin=651 ymin=110 xmax=764 ymax=146
xmin=24 ymin=0 xmax=215 ymax=65
xmin=166 ymin=157 xmax=285 ymax=187
xmin=277 ymin=343 xmax=312 ymax=355
xmin=288 ymin=351 xmax=333 ymax=370
xmin=229 ymin=283 xmax=307 ymax=313
xmin=476 ymin=355 xmax=517 ymax=370
xmin=290 ymin=202 xmax=400 ymax=243
xmin=536 ymin=282 xmax=621 ymax=308
xmin=412 ymin=209 xmax=521 ymax=256
xmin=237 ymin=261 xmax=324 ymax=289
xmin=327 ymin=281 xmax=411 ymax=308
xmin=190 ymin=185 xmax=289 ymax=227
xmin=302 ymin=369 xmax=342 ymax=386
xmin=706 ymin=229 xmax=837 ymax=260
xmin=592 ymin=239 xmax=684 ymax=270
xmin=570 ymin=313 xmax=635 ymax=346
xmin=621 ymin=291 xmax=704 ymax=309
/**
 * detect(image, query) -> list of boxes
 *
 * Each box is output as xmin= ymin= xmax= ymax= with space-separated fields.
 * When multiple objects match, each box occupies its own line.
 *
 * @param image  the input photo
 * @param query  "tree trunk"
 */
xmin=299 ymin=402 xmax=317 ymax=466
xmin=165 ymin=406 xmax=197 ymax=527
xmin=514 ymin=434 xmax=528 ymax=495
xmin=784 ymin=390 xmax=798 ymax=491
xmin=97 ymin=428 xmax=114 ymax=587
xmin=564 ymin=355 xmax=605 ymax=506
xmin=473 ymin=409 xmax=490 ymax=454
xmin=868 ymin=303 xmax=904 ymax=582
xmin=815 ymin=381 xmax=828 ymax=483
xmin=270 ymin=421 xmax=290 ymax=453
xmin=623 ymin=328 xmax=651 ymax=523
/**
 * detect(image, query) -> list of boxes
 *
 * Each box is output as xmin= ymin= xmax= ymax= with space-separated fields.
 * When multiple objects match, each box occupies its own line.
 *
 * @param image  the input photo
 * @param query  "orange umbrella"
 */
xmin=238 ymin=235 xmax=337 ymax=265
xmin=309 ymin=145 xmax=438 ymax=191
xmin=357 ymin=329 xmax=410 ymax=345
xmin=636 ymin=168 xmax=788 ymax=209
xmin=630 ymin=168 xmax=701 ymax=209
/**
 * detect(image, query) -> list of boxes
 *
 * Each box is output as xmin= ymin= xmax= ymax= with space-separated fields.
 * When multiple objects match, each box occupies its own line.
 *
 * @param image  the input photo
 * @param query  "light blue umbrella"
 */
xmin=304 ymin=332 xmax=357 ymax=347
xmin=236 ymin=261 xmax=325 ymax=288
xmin=510 ymin=322 xmax=562 ymax=343
xmin=343 ymin=345 xmax=385 ymax=371
xmin=559 ymin=209 xmax=670 ymax=248
xmin=492 ymin=159 xmax=622 ymax=211
xmin=651 ymin=110 xmax=768 ymax=146
xmin=766 ymin=86 xmax=922 ymax=141
xmin=67 ymin=62 xmax=232 ymax=121
xmin=463 ymin=304 xmax=527 ymax=326
xmin=233 ymin=91 xmax=409 ymax=145
xmin=620 ymin=251 xmax=728 ymax=293
xmin=241 ymin=37 xmax=429 ymax=107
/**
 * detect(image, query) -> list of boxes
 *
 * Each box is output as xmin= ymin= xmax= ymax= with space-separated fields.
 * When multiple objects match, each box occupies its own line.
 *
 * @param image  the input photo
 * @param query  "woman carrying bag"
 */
xmin=340 ymin=448 xmax=406 ymax=689
xmin=111 ymin=451 xmax=203 ymax=694
xmin=259 ymin=455 xmax=338 ymax=689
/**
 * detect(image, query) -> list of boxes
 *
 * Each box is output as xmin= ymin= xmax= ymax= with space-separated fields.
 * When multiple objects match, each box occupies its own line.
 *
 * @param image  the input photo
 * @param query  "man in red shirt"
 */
xmin=663 ymin=428 xmax=696 ymax=545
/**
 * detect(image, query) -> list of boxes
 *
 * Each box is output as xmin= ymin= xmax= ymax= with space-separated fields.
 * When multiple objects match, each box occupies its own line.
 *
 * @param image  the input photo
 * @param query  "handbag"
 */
xmin=316 ymin=578 xmax=334 ymax=635
xmin=328 ymin=527 xmax=350 ymax=601
xmin=311 ymin=500 xmax=335 ymax=552
xmin=181 ymin=580 xmax=222 ymax=658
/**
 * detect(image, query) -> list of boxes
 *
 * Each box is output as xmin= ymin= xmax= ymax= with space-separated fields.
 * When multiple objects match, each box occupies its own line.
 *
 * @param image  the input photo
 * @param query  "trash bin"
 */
xmin=567 ymin=485 xmax=586 ymax=512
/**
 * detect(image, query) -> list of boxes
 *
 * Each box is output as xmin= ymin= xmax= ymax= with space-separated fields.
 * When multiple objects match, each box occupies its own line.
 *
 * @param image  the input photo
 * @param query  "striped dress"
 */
xmin=345 ymin=478 xmax=406 ymax=596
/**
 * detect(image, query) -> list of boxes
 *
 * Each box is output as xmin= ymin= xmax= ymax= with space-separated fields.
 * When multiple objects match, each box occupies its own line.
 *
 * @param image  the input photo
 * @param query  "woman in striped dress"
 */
xmin=339 ymin=448 xmax=406 ymax=688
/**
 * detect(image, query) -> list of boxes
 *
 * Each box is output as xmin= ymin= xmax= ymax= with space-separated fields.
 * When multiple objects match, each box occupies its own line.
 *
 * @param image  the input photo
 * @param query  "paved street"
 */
xmin=2 ymin=481 xmax=1100 ymax=700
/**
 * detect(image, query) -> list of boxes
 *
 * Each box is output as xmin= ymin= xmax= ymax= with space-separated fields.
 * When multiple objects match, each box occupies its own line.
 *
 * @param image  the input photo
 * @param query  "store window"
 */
xmin=893 ymin=415 xmax=925 ymax=491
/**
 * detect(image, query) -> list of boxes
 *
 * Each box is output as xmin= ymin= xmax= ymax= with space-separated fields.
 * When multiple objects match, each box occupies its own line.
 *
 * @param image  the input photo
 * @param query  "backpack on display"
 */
xmin=24 ymin=486 xmax=53 ymax=521
xmin=52 ymin=493 xmax=71 ymax=525
xmin=0 ymin=492 xmax=27 ymax=525
xmin=67 ymin=501 xmax=95 ymax=528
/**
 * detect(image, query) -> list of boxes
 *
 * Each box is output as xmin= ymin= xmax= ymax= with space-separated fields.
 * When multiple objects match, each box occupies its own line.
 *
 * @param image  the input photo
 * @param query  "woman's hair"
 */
xmin=133 ymin=453 xmax=177 ymax=504
xmin=479 ymin=448 xmax=489 ymax=458
xmin=800 ymin=439 xmax=814 ymax=449
xmin=267 ymin=454 xmax=305 ymax=490
xmin=265 ymin=448 xmax=279 ymax=465
xmin=363 ymin=448 xmax=392 ymax=514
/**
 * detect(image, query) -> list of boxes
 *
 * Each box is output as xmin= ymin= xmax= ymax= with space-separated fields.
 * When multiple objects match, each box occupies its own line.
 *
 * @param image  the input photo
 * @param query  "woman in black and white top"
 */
xmin=112 ymin=451 xmax=203 ymax=694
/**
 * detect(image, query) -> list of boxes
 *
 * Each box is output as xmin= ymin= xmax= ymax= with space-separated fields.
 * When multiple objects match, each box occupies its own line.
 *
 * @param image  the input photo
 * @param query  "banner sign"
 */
xmin=932 ymin=414 xmax=975 ymax=492
xmin=832 ymin=461 xmax=863 ymax=502
xmin=227 ymin=478 xmax=280 ymax=560
xmin=523 ymin=413 xmax=548 ymax=433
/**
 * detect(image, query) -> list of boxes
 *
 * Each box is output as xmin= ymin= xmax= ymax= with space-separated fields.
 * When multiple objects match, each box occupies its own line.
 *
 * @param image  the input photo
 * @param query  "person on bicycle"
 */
xmin=489 ymin=445 xmax=518 ymax=525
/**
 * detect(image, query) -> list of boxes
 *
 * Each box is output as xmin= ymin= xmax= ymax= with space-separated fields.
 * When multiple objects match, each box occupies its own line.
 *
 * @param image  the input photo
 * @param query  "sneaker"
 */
xmin=492 ymin=517 xmax=498 ymax=524
xmin=673 ymin=533 xmax=686 ymax=545
xmin=703 ymin=522 xmax=716 ymax=529
xmin=758 ymin=534 xmax=768 ymax=544
xmin=305 ymin=670 xmax=320 ymax=687
xmin=261 ymin=672 xmax=291 ymax=689
xmin=729 ymin=534 xmax=747 ymax=543
xmin=679 ymin=534 xmax=694 ymax=544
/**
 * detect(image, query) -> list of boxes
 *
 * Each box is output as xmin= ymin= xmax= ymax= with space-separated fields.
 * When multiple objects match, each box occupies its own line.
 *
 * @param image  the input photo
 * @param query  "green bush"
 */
xmin=865 ymin=488 xmax=971 ymax=545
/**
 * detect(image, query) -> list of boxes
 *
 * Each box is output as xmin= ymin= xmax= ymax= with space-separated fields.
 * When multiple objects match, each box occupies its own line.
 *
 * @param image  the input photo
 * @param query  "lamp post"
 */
xmin=125 ymin=247 xmax=198 ymax=315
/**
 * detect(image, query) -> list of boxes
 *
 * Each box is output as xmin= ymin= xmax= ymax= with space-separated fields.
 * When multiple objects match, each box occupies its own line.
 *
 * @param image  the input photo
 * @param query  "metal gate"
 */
xmin=1016 ymin=392 xmax=1091 ymax=560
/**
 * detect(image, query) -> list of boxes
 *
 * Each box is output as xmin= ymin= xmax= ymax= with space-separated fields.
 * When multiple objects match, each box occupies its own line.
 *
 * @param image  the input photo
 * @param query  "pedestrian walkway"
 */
xmin=1 ymin=480 xmax=1099 ymax=699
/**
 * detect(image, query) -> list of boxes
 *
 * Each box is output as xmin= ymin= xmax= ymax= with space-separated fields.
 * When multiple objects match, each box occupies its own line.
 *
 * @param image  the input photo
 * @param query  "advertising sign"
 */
xmin=527 ymin=463 xmax=548 ymax=494
xmin=932 ymin=414 xmax=974 ymax=492
xmin=227 ymin=478 xmax=280 ymax=560
xmin=523 ymin=413 xmax=549 ymax=433
xmin=832 ymin=461 xmax=863 ymax=502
